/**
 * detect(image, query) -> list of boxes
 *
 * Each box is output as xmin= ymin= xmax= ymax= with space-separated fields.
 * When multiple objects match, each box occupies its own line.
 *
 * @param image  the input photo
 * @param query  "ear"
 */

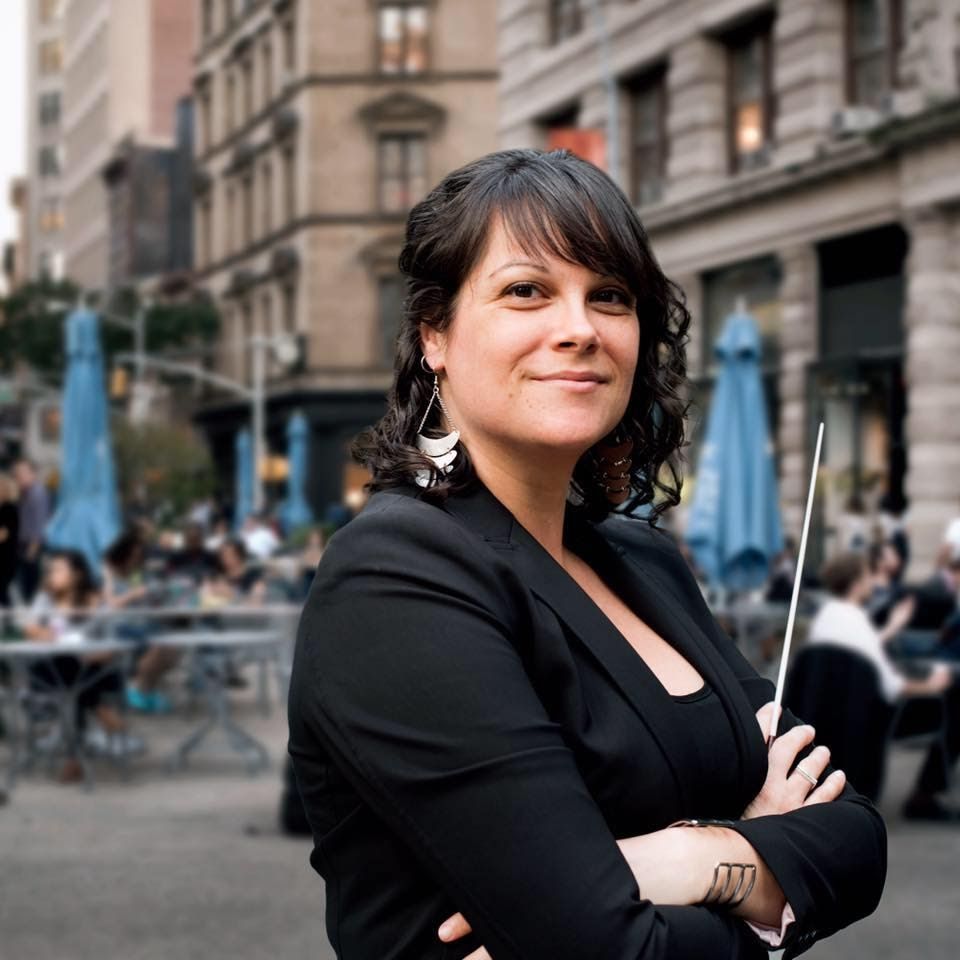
xmin=419 ymin=321 xmax=446 ymax=373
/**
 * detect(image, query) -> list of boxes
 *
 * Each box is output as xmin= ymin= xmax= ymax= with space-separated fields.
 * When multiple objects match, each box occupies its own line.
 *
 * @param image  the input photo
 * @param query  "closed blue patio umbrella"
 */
xmin=280 ymin=411 xmax=314 ymax=534
xmin=234 ymin=428 xmax=254 ymax=532
xmin=45 ymin=308 xmax=121 ymax=576
xmin=685 ymin=307 xmax=783 ymax=591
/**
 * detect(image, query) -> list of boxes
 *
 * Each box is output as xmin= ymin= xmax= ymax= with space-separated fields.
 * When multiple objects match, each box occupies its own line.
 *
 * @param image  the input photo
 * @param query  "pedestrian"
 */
xmin=13 ymin=458 xmax=51 ymax=604
xmin=808 ymin=552 xmax=958 ymax=820
xmin=288 ymin=148 xmax=886 ymax=960
xmin=0 ymin=471 xmax=18 ymax=609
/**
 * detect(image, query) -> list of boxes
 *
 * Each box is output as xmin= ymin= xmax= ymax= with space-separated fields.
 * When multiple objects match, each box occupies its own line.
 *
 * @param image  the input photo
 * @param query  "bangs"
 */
xmin=485 ymin=155 xmax=648 ymax=293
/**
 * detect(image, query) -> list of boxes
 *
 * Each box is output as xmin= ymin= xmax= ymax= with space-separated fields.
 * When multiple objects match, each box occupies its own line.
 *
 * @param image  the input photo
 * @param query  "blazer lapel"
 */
xmin=441 ymin=484 xmax=698 ymax=801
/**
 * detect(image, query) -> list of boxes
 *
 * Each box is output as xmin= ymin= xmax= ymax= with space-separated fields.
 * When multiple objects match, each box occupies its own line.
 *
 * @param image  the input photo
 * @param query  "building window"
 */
xmin=38 ymin=91 xmax=61 ymax=127
xmin=199 ymin=196 xmax=212 ymax=268
xmin=241 ymin=56 xmax=254 ymax=121
xmin=282 ymin=144 xmax=296 ymax=221
xmin=261 ymin=159 xmax=273 ymax=235
xmin=262 ymin=36 xmax=274 ymax=103
xmin=38 ymin=145 xmax=62 ymax=178
xmin=378 ymin=274 xmax=404 ymax=366
xmin=379 ymin=3 xmax=429 ymax=74
xmin=727 ymin=18 xmax=774 ymax=173
xmin=549 ymin=0 xmax=582 ymax=46
xmin=628 ymin=70 xmax=667 ymax=207
xmin=282 ymin=7 xmax=296 ymax=73
xmin=39 ymin=0 xmax=64 ymax=24
xmin=39 ymin=197 xmax=63 ymax=233
xmin=226 ymin=183 xmax=235 ymax=256
xmin=689 ymin=256 xmax=783 ymax=469
xmin=202 ymin=0 xmax=214 ymax=38
xmin=378 ymin=134 xmax=427 ymax=213
xmin=242 ymin=174 xmax=254 ymax=246
xmin=225 ymin=69 xmax=236 ymax=134
xmin=281 ymin=281 xmax=297 ymax=336
xmin=846 ymin=0 xmax=903 ymax=108
xmin=39 ymin=39 xmax=63 ymax=75
xmin=241 ymin=298 xmax=254 ymax=384
xmin=199 ymin=87 xmax=212 ymax=151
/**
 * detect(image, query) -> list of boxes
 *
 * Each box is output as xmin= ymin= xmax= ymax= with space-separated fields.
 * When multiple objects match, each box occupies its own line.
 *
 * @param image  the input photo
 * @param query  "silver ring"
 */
xmin=795 ymin=763 xmax=818 ymax=787
xmin=420 ymin=355 xmax=433 ymax=374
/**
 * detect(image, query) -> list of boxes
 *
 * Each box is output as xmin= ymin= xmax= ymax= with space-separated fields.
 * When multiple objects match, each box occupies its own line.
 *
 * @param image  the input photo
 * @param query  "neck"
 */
xmin=469 ymin=443 xmax=579 ymax=562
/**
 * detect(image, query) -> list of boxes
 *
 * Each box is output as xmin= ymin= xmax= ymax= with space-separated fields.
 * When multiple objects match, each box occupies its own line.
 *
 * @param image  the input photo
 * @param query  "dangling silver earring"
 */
xmin=414 ymin=360 xmax=460 ymax=488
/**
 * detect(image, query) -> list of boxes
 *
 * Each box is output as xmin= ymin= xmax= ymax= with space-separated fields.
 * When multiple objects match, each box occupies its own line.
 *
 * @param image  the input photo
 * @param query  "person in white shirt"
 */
xmin=809 ymin=551 xmax=958 ymax=820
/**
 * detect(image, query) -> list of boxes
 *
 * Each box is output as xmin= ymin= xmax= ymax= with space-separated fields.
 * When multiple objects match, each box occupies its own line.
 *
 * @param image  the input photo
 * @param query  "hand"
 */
xmin=743 ymin=703 xmax=846 ymax=819
xmin=438 ymin=912 xmax=488 ymax=958
xmin=889 ymin=595 xmax=916 ymax=633
xmin=924 ymin=663 xmax=953 ymax=695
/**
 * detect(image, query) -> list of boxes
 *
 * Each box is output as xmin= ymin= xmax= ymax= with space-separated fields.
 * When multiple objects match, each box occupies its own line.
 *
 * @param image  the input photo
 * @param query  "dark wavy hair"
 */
xmin=353 ymin=148 xmax=690 ymax=522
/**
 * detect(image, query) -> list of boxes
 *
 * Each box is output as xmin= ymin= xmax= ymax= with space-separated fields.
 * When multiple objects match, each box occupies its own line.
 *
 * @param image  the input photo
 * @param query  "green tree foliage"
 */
xmin=112 ymin=418 xmax=217 ymax=522
xmin=0 ymin=278 xmax=220 ymax=379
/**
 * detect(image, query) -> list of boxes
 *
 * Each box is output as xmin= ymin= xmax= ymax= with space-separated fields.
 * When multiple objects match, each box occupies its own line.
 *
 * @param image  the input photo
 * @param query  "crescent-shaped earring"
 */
xmin=414 ymin=357 xmax=460 ymax=488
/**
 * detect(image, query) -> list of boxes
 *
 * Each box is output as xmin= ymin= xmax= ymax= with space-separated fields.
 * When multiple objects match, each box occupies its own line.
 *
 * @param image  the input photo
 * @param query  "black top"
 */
xmin=288 ymin=483 xmax=886 ymax=960
xmin=0 ymin=501 xmax=18 ymax=584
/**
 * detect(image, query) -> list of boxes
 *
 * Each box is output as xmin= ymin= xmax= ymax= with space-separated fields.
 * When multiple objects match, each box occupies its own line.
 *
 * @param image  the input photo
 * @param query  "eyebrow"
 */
xmin=487 ymin=259 xmax=549 ymax=279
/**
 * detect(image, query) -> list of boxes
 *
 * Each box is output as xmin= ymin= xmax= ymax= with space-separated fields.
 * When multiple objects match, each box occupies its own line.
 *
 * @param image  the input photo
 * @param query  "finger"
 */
xmin=464 ymin=949 xmax=493 ymax=960
xmin=790 ymin=744 xmax=830 ymax=796
xmin=803 ymin=769 xmax=846 ymax=806
xmin=438 ymin=912 xmax=472 ymax=942
xmin=793 ymin=744 xmax=831 ymax=784
xmin=755 ymin=701 xmax=781 ymax=736
xmin=768 ymin=724 xmax=816 ymax=776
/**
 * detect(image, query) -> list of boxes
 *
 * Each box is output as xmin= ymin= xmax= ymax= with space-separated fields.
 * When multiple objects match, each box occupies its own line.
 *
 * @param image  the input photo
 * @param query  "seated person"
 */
xmin=809 ymin=552 xmax=958 ymax=820
xmin=24 ymin=550 xmax=143 ymax=781
xmin=102 ymin=530 xmax=177 ymax=714
xmin=866 ymin=540 xmax=907 ymax=628
xmin=909 ymin=553 xmax=960 ymax=632
xmin=202 ymin=538 xmax=266 ymax=606
xmin=167 ymin=522 xmax=220 ymax=587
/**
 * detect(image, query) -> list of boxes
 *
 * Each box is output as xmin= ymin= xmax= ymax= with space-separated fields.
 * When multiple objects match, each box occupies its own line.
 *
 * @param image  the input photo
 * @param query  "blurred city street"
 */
xmin=0 ymin=675 xmax=335 ymax=960
xmin=1 ymin=686 xmax=958 ymax=960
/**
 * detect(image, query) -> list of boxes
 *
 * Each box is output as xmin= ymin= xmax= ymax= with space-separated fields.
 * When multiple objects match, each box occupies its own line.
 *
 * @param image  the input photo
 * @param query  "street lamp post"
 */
xmin=116 ymin=333 xmax=299 ymax=516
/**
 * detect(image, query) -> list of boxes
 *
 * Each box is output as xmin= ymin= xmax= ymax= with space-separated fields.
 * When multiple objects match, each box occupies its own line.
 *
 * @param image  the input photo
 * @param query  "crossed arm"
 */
xmin=289 ymin=502 xmax=886 ymax=960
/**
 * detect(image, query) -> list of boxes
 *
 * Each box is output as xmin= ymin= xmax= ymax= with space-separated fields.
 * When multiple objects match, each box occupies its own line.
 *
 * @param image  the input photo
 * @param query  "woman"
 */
xmin=25 ymin=550 xmax=141 ymax=781
xmin=809 ymin=551 xmax=956 ymax=820
xmin=0 ymin=471 xmax=18 ymax=609
xmin=288 ymin=150 xmax=885 ymax=959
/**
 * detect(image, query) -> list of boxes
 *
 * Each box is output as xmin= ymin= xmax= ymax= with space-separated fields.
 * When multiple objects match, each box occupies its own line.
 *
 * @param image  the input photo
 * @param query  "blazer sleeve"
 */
xmin=638 ymin=527 xmax=887 ymax=959
xmin=288 ymin=496 xmax=768 ymax=960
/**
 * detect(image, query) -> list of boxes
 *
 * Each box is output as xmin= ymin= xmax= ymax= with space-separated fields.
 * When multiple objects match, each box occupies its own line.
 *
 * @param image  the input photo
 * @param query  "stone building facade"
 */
xmin=26 ymin=0 xmax=67 ymax=280
xmin=500 ymin=0 xmax=960 ymax=572
xmin=192 ymin=0 xmax=498 ymax=515
xmin=61 ymin=0 xmax=196 ymax=290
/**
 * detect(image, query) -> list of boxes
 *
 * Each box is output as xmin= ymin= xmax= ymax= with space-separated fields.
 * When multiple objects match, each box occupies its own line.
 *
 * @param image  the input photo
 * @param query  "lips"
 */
xmin=535 ymin=370 xmax=608 ymax=383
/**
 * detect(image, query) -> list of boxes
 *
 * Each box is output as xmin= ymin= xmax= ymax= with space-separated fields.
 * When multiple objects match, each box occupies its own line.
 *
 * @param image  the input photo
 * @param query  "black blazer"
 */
xmin=288 ymin=483 xmax=886 ymax=960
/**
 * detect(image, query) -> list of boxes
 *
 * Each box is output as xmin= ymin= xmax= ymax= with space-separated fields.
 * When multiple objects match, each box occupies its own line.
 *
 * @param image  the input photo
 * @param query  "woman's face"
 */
xmin=420 ymin=218 xmax=640 ymax=472
xmin=46 ymin=557 xmax=74 ymax=595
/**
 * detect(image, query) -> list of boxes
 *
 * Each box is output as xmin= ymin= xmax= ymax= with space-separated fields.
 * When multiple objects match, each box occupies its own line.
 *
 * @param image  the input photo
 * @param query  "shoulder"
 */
xmin=324 ymin=490 xmax=490 ymax=568
xmin=313 ymin=489 xmax=521 ymax=612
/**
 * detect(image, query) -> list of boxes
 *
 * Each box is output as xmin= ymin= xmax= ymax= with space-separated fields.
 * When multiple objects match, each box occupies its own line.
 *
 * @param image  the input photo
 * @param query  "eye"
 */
xmin=592 ymin=287 xmax=633 ymax=306
xmin=505 ymin=282 xmax=542 ymax=299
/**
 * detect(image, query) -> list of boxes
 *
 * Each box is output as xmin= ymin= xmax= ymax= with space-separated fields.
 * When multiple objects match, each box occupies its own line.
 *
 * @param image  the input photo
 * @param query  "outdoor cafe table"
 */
xmin=0 ymin=637 xmax=136 ymax=791
xmin=147 ymin=627 xmax=285 ymax=774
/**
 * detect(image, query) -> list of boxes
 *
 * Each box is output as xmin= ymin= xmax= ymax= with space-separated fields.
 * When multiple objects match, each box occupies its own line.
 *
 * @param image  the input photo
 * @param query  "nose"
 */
xmin=554 ymin=296 xmax=599 ymax=353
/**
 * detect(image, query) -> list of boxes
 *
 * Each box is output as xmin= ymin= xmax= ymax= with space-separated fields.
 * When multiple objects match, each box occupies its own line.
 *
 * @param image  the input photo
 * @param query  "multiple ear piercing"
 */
xmin=594 ymin=432 xmax=634 ymax=505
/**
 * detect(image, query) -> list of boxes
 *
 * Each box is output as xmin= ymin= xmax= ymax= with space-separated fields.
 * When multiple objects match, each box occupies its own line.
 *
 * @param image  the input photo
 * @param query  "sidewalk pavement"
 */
xmin=1 ymin=680 xmax=958 ymax=959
